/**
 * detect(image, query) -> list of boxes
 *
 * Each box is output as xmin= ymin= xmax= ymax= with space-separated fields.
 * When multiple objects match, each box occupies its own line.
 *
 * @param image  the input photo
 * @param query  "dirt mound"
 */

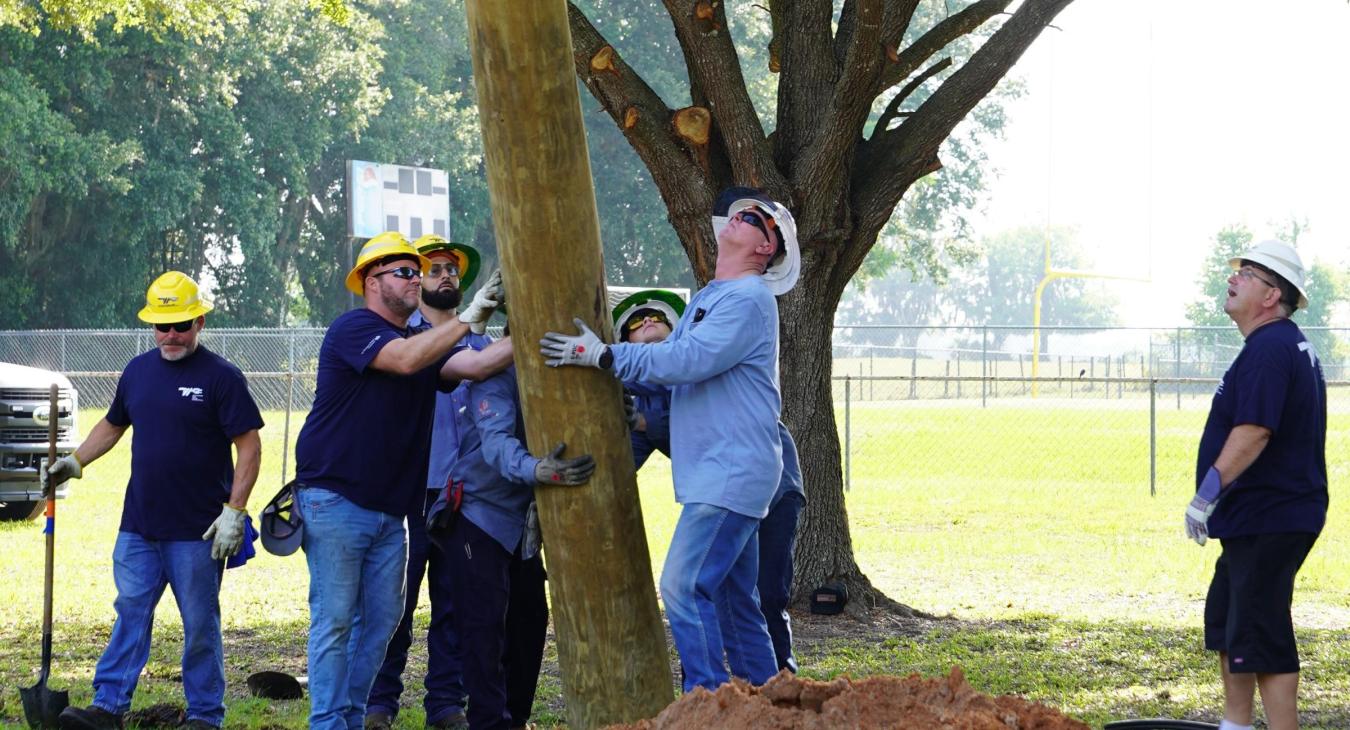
xmin=609 ymin=667 xmax=1089 ymax=729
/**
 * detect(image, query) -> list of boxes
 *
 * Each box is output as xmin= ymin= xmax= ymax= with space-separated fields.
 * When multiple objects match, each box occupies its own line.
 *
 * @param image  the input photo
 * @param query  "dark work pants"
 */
xmin=367 ymin=489 xmax=465 ymax=723
xmin=757 ymin=492 xmax=804 ymax=673
xmin=447 ymin=517 xmax=548 ymax=730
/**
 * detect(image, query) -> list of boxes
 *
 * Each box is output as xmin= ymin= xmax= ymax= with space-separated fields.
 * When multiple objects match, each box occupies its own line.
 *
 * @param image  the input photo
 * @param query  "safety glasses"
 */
xmin=626 ymin=310 xmax=669 ymax=331
xmin=427 ymin=263 xmax=459 ymax=279
xmin=370 ymin=266 xmax=422 ymax=282
xmin=154 ymin=320 xmax=195 ymax=333
xmin=735 ymin=209 xmax=776 ymax=243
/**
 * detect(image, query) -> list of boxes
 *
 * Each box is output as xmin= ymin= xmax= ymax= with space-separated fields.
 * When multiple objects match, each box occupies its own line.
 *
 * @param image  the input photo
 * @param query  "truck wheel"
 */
xmin=0 ymin=501 xmax=45 ymax=521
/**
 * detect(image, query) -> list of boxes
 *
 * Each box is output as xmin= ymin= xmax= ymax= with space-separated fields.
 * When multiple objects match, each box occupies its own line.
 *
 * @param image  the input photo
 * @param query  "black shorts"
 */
xmin=1204 ymin=532 xmax=1317 ymax=674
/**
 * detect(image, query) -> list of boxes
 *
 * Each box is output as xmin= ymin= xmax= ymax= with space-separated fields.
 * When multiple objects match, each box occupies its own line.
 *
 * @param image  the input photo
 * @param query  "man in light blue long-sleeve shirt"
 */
xmin=540 ymin=187 xmax=800 ymax=692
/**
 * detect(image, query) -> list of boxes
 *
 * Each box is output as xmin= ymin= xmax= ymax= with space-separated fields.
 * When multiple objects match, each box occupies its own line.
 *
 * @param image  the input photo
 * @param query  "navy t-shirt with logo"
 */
xmin=1198 ymin=318 xmax=1328 ymax=538
xmin=106 ymin=345 xmax=264 ymax=540
xmin=295 ymin=308 xmax=453 ymax=517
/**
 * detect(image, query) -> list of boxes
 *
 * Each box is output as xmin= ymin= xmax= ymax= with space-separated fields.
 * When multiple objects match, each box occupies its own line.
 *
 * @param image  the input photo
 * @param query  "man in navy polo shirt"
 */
xmin=541 ymin=187 xmax=800 ymax=691
xmin=1183 ymin=240 xmax=1328 ymax=730
xmin=45 ymin=271 xmax=263 ymax=730
xmin=294 ymin=232 xmax=511 ymax=730
xmin=364 ymin=235 xmax=496 ymax=730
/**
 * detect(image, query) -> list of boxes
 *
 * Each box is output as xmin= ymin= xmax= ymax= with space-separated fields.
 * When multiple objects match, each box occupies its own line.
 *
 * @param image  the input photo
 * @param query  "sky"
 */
xmin=971 ymin=0 xmax=1350 ymax=327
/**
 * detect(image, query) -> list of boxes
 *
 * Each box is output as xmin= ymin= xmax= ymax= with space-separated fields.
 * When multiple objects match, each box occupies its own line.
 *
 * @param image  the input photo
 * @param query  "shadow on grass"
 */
xmin=3 ymin=611 xmax=1348 ymax=729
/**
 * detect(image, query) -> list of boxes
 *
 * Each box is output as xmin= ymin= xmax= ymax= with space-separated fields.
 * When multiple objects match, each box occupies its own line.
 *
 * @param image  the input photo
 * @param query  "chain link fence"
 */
xmin=3 ymin=325 xmax=1347 ymax=495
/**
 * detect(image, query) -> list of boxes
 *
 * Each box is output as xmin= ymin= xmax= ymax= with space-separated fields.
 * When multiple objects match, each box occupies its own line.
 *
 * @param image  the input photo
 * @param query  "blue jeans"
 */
xmin=660 ymin=503 xmax=777 ymax=692
xmin=367 ymin=489 xmax=465 ymax=724
xmin=298 ymin=486 xmax=409 ymax=730
xmin=757 ymin=492 xmax=804 ymax=673
xmin=92 ymin=531 xmax=224 ymax=726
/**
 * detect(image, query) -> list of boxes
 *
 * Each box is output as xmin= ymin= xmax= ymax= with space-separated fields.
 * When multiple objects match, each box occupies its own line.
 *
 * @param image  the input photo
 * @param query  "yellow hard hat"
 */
xmin=138 ymin=271 xmax=213 ymax=324
xmin=345 ymin=231 xmax=432 ymax=296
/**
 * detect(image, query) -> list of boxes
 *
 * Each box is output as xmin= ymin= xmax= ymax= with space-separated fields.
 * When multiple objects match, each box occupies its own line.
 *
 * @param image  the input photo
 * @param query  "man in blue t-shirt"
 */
xmin=293 ymin=232 xmax=512 ymax=730
xmin=1183 ymin=240 xmax=1328 ymax=730
xmin=541 ymin=187 xmax=800 ymax=692
xmin=44 ymin=272 xmax=264 ymax=730
xmin=365 ymin=235 xmax=497 ymax=730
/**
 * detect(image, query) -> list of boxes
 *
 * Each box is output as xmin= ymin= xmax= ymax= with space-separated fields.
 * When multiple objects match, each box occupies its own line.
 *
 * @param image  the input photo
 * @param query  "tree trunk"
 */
xmin=463 ymin=0 xmax=673 ymax=727
xmin=778 ymin=265 xmax=926 ymax=617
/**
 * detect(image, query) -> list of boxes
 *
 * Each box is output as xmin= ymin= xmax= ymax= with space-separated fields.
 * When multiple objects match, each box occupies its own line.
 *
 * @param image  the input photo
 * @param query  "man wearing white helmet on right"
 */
xmin=541 ymin=186 xmax=798 ymax=692
xmin=1184 ymin=240 xmax=1327 ymax=730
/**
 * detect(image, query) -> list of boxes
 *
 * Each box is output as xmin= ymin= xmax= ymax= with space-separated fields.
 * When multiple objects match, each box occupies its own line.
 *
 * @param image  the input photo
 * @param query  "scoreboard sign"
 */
xmin=346 ymin=160 xmax=451 ymax=240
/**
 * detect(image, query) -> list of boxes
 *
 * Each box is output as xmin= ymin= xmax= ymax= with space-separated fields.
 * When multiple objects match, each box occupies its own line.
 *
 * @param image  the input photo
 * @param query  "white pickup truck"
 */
xmin=0 ymin=362 xmax=79 ymax=520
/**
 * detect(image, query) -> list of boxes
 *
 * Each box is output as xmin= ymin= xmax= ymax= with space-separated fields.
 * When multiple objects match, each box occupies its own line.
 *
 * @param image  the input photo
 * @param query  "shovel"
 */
xmin=20 ymin=384 xmax=70 ymax=727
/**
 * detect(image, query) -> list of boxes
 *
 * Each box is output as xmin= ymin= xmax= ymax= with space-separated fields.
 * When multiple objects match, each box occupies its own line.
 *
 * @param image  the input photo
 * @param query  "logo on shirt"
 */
xmin=178 ymin=386 xmax=205 ymax=402
xmin=1214 ymin=381 xmax=1224 ymax=398
xmin=361 ymin=334 xmax=384 ymax=355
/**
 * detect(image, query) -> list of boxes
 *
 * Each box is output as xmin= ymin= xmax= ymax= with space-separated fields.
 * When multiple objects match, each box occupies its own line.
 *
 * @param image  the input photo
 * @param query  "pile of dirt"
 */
xmin=608 ymin=667 xmax=1089 ymax=729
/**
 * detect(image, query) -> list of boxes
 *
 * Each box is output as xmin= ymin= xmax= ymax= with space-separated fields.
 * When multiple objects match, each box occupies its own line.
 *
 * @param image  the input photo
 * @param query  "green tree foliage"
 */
xmin=1184 ymin=224 xmax=1253 ymax=328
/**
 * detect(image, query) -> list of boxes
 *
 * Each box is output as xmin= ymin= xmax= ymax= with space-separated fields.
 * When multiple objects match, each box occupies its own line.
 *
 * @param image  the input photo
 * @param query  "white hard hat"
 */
xmin=1230 ymin=239 xmax=1308 ymax=310
xmin=711 ymin=187 xmax=800 ymax=295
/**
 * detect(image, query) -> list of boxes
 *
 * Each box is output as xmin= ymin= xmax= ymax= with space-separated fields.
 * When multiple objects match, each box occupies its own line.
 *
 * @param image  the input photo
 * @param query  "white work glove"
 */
xmin=459 ymin=269 xmax=503 ymax=334
xmin=533 ymin=443 xmax=596 ymax=486
xmin=40 ymin=454 xmax=83 ymax=494
xmin=539 ymin=318 xmax=609 ymax=369
xmin=203 ymin=504 xmax=248 ymax=560
xmin=1184 ymin=466 xmax=1223 ymax=546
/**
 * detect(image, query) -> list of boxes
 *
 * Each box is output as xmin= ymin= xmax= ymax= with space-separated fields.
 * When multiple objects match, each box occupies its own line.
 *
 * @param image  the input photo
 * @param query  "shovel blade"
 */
xmin=20 ymin=681 xmax=70 ymax=729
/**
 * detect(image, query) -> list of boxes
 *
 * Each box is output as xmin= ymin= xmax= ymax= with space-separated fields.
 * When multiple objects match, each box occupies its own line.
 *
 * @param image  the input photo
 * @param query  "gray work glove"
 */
xmin=40 ymin=454 xmax=83 ymax=493
xmin=202 ymin=504 xmax=248 ymax=560
xmin=623 ymin=394 xmax=639 ymax=431
xmin=534 ymin=442 xmax=596 ymax=486
xmin=540 ymin=318 xmax=609 ymax=369
xmin=459 ymin=269 xmax=503 ymax=333
xmin=522 ymin=501 xmax=542 ymax=558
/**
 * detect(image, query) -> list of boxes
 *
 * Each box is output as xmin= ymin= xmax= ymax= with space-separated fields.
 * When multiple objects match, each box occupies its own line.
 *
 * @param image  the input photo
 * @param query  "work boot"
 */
xmin=428 ymin=710 xmax=468 ymax=729
xmin=58 ymin=705 xmax=123 ymax=730
xmin=364 ymin=712 xmax=395 ymax=730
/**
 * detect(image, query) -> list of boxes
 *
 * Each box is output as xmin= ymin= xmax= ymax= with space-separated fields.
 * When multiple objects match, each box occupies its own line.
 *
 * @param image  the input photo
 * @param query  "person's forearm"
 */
xmin=1212 ymin=424 xmax=1272 ymax=488
xmin=73 ymin=418 xmax=128 ymax=467
xmin=228 ymin=430 xmax=262 ymax=510
xmin=442 ymin=336 xmax=514 ymax=382
xmin=374 ymin=317 xmax=472 ymax=375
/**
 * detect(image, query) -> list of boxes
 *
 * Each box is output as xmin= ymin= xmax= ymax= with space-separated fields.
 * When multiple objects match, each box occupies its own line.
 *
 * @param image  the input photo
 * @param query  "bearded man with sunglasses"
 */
xmin=1184 ymin=240 xmax=1327 ymax=730
xmin=541 ymin=187 xmax=800 ymax=692
xmin=46 ymin=271 xmax=263 ymax=730
xmin=294 ymin=232 xmax=510 ymax=730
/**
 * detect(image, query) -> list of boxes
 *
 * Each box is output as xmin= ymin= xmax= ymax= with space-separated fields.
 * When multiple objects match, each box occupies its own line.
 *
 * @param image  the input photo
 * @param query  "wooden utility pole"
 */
xmin=462 ymin=1 xmax=673 ymax=727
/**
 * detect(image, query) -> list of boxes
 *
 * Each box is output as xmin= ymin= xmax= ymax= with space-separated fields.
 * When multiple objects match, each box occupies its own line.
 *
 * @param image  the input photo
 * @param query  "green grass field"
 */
xmin=0 ymin=404 xmax=1346 ymax=728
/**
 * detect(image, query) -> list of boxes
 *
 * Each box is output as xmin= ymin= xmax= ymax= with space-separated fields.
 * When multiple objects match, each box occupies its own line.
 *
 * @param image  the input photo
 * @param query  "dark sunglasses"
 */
xmin=154 ymin=320 xmax=195 ymax=333
xmin=735 ymin=210 xmax=776 ymax=243
xmin=626 ymin=310 xmax=669 ymax=331
xmin=370 ymin=266 xmax=422 ymax=281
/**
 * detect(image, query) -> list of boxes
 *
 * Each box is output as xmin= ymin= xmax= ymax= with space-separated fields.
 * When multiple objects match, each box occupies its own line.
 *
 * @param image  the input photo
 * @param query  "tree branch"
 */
xmin=850 ymin=0 xmax=1073 ymax=277
xmin=878 ymin=0 xmax=1009 ymax=94
xmin=876 ymin=0 xmax=922 ymax=65
xmin=787 ymin=0 xmax=885 ymax=245
xmin=771 ymin=0 xmax=838 ymax=175
xmin=661 ymin=0 xmax=781 ymax=189
xmin=873 ymin=56 xmax=952 ymax=137
xmin=567 ymin=2 xmax=720 ymax=279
